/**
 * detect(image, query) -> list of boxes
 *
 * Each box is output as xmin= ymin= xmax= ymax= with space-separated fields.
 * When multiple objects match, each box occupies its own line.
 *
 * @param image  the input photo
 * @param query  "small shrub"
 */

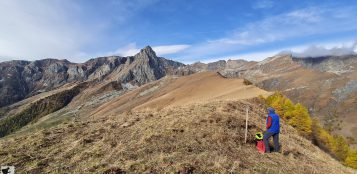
xmin=345 ymin=150 xmax=357 ymax=169
xmin=243 ymin=79 xmax=253 ymax=85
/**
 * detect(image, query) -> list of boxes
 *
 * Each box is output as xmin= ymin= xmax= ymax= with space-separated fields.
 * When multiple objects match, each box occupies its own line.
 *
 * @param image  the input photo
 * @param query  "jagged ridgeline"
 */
xmin=0 ymin=46 xmax=190 ymax=108
xmin=0 ymin=46 xmax=190 ymax=136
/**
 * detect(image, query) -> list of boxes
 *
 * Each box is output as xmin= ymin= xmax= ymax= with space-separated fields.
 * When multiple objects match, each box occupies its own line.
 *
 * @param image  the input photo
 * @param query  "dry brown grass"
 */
xmin=92 ymin=72 xmax=271 ymax=118
xmin=0 ymin=72 xmax=355 ymax=173
xmin=0 ymin=99 xmax=354 ymax=173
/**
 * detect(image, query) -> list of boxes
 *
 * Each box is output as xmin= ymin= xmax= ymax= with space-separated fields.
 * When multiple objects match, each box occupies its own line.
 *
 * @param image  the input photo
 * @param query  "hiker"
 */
xmin=263 ymin=107 xmax=280 ymax=153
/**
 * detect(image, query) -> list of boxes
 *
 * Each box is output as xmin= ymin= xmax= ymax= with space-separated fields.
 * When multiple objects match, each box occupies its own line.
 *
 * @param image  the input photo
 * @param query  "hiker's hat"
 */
xmin=267 ymin=107 xmax=275 ymax=112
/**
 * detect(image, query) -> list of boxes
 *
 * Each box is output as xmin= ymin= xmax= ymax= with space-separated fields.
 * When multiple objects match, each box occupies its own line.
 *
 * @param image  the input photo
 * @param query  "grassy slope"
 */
xmin=0 ymin=82 xmax=87 ymax=137
xmin=0 ymin=72 xmax=355 ymax=173
xmin=0 ymin=99 xmax=354 ymax=173
xmin=92 ymin=72 xmax=271 ymax=117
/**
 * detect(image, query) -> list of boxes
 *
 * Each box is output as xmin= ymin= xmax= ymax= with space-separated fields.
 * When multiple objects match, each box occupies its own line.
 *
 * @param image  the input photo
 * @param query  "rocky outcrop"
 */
xmin=180 ymin=59 xmax=257 ymax=77
xmin=116 ymin=46 xmax=170 ymax=85
xmin=292 ymin=55 xmax=357 ymax=75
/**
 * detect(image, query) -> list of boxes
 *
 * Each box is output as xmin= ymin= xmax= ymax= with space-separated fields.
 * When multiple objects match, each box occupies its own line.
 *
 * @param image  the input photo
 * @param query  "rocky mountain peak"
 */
xmin=136 ymin=46 xmax=157 ymax=59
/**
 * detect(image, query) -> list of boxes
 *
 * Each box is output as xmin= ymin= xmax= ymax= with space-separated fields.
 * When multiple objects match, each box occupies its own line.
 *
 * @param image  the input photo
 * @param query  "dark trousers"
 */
xmin=263 ymin=131 xmax=279 ymax=153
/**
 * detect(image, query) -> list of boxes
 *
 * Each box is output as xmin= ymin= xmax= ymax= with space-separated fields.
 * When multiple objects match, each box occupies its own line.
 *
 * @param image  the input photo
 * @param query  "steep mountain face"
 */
xmin=0 ymin=59 xmax=78 ymax=107
xmin=292 ymin=55 xmax=357 ymax=75
xmin=290 ymin=55 xmax=357 ymax=137
xmin=105 ymin=46 xmax=184 ymax=85
xmin=0 ymin=46 xmax=186 ymax=108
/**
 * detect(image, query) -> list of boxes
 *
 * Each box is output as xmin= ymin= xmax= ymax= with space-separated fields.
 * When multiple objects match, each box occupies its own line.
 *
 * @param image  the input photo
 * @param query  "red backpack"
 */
xmin=255 ymin=132 xmax=265 ymax=153
xmin=256 ymin=140 xmax=265 ymax=153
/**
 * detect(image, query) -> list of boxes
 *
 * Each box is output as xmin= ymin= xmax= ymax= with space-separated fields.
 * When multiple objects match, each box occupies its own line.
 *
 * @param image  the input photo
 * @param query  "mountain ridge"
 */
xmin=200 ymin=54 xmax=357 ymax=140
xmin=0 ymin=46 xmax=186 ymax=108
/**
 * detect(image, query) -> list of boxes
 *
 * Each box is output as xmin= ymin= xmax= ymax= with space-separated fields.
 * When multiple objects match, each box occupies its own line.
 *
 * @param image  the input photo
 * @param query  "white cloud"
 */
xmin=2 ymin=1 xmax=356 ymax=64
xmin=253 ymin=0 xmax=274 ymax=9
xmin=114 ymin=43 xmax=140 ymax=57
xmin=210 ymin=7 xmax=331 ymax=46
xmin=193 ymin=40 xmax=357 ymax=64
xmin=291 ymin=41 xmax=357 ymax=57
xmin=0 ymin=57 xmax=12 ymax=62
xmin=0 ymin=1 xmax=91 ymax=61
xmin=179 ymin=6 xmax=357 ymax=61
xmin=229 ymin=50 xmax=281 ymax=61
xmin=111 ymin=43 xmax=190 ymax=57
xmin=152 ymin=45 xmax=190 ymax=55
xmin=286 ymin=9 xmax=321 ymax=22
xmin=0 ymin=0 xmax=157 ymax=62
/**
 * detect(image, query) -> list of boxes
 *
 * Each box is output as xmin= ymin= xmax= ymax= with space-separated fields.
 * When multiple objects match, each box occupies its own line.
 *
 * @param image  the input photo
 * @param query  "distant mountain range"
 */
xmin=1 ymin=46 xmax=356 ymax=139
xmin=0 ymin=46 xmax=191 ymax=107
xmin=0 ymin=46 xmax=356 ymax=173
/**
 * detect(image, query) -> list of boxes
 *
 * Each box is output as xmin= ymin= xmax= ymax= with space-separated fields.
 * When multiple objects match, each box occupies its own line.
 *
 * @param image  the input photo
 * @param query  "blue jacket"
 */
xmin=266 ymin=110 xmax=280 ymax=133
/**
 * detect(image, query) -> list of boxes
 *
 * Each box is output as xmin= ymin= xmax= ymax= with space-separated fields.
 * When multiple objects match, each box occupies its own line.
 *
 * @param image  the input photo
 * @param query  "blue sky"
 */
xmin=1 ymin=0 xmax=357 ymax=63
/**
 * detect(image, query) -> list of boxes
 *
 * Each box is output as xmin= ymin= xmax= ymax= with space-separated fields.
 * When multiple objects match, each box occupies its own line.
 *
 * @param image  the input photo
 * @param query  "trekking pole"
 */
xmin=244 ymin=105 xmax=249 ymax=144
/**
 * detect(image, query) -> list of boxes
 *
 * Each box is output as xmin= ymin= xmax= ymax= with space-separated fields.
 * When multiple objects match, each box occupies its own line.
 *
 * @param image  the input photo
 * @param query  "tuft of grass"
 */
xmin=243 ymin=79 xmax=253 ymax=85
